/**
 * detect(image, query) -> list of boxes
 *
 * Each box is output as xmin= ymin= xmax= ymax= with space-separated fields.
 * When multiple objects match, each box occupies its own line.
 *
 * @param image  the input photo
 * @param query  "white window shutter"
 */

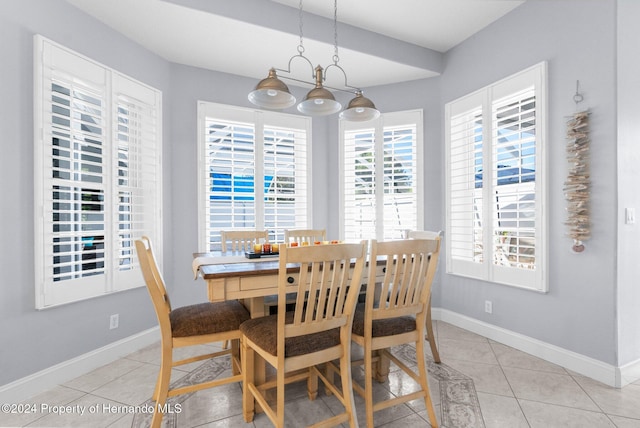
xmin=197 ymin=103 xmax=311 ymax=251
xmin=445 ymin=62 xmax=547 ymax=291
xmin=341 ymin=110 xmax=422 ymax=241
xmin=112 ymin=74 xmax=162 ymax=291
xmin=35 ymin=36 xmax=162 ymax=308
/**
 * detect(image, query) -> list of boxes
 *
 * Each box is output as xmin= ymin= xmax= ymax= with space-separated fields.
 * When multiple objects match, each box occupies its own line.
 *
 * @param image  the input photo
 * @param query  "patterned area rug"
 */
xmin=133 ymin=345 xmax=484 ymax=428
xmin=131 ymin=358 xmax=230 ymax=428
xmin=392 ymin=344 xmax=485 ymax=428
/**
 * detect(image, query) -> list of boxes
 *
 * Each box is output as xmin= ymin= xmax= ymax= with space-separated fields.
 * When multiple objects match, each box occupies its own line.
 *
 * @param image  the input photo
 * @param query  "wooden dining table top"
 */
xmin=194 ymin=251 xmax=381 ymax=280
xmin=194 ymin=251 xmax=297 ymax=279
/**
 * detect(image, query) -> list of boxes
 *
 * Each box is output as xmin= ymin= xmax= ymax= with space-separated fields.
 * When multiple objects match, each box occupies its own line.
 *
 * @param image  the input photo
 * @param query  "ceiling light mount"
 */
xmin=248 ymin=0 xmax=379 ymax=121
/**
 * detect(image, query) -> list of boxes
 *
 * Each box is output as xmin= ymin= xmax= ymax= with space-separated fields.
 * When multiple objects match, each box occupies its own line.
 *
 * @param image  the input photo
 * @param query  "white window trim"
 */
xmin=34 ymin=35 xmax=162 ymax=309
xmin=196 ymin=101 xmax=312 ymax=252
xmin=339 ymin=109 xmax=424 ymax=241
xmin=445 ymin=62 xmax=548 ymax=292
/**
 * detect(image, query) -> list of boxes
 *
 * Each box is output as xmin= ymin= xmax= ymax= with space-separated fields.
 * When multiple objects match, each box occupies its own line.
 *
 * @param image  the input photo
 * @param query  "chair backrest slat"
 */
xmin=279 ymin=242 xmax=366 ymax=341
xmin=405 ymin=229 xmax=442 ymax=240
xmin=367 ymin=238 xmax=441 ymax=321
xmin=221 ymin=230 xmax=268 ymax=252
xmin=284 ymin=229 xmax=327 ymax=245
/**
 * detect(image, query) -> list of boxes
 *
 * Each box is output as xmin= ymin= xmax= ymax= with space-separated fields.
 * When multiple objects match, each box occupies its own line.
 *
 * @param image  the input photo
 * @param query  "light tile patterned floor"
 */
xmin=2 ymin=321 xmax=640 ymax=427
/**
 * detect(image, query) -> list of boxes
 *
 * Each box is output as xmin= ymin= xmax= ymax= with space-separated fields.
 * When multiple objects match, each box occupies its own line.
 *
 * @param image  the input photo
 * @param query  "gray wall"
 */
xmin=440 ymin=0 xmax=619 ymax=365
xmin=617 ymin=0 xmax=640 ymax=366
xmin=0 ymin=0 xmax=171 ymax=385
xmin=2 ymin=0 xmax=637 ymax=389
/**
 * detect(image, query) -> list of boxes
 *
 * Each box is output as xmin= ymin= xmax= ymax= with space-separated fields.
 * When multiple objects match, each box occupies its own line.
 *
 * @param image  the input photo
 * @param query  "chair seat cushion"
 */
xmin=240 ymin=312 xmax=340 ymax=358
xmin=352 ymin=304 xmax=416 ymax=337
xmin=170 ymin=300 xmax=250 ymax=338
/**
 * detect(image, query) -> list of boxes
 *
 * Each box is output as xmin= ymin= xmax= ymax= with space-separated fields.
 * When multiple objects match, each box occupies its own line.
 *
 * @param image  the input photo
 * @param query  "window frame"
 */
xmin=34 ymin=35 xmax=163 ymax=309
xmin=339 ymin=109 xmax=424 ymax=241
xmin=444 ymin=62 xmax=548 ymax=292
xmin=196 ymin=102 xmax=312 ymax=251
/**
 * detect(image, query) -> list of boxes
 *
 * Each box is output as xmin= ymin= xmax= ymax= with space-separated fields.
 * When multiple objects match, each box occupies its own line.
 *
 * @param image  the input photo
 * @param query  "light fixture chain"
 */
xmin=333 ymin=0 xmax=339 ymax=64
xmin=298 ymin=0 xmax=305 ymax=54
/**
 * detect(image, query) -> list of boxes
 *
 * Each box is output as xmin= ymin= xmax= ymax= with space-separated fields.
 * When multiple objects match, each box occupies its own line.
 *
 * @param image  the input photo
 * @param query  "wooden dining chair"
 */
xmin=240 ymin=241 xmax=367 ymax=428
xmin=406 ymin=229 xmax=443 ymax=363
xmin=135 ymin=236 xmax=250 ymax=428
xmin=221 ymin=230 xmax=269 ymax=252
xmin=283 ymin=228 xmax=326 ymax=245
xmin=349 ymin=237 xmax=441 ymax=428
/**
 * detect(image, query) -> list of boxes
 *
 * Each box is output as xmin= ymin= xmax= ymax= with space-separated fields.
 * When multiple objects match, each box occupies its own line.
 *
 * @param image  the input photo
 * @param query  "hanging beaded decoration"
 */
xmin=564 ymin=100 xmax=590 ymax=253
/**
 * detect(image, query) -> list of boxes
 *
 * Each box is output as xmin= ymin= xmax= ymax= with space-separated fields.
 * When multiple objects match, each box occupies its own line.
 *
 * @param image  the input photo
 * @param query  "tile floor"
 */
xmin=2 ymin=321 xmax=640 ymax=427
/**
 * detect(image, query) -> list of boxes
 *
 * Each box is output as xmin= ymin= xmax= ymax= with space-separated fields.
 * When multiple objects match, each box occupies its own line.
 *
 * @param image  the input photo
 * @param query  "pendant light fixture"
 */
xmin=248 ymin=0 xmax=379 ymax=121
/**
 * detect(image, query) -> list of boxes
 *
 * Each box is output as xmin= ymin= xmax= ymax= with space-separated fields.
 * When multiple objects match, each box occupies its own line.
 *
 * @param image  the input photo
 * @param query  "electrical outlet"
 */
xmin=484 ymin=300 xmax=493 ymax=314
xmin=109 ymin=314 xmax=119 ymax=330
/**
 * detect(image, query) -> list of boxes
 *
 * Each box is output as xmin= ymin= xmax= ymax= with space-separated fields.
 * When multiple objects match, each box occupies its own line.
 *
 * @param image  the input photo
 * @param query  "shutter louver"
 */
xmin=343 ymin=129 xmax=377 ymax=241
xmin=382 ymin=125 xmax=418 ymax=240
xmin=204 ymin=119 xmax=257 ymax=250
xmin=449 ymin=107 xmax=483 ymax=265
xmin=114 ymin=88 xmax=160 ymax=274
xmin=49 ymin=74 xmax=107 ymax=285
xmin=264 ymin=126 xmax=308 ymax=243
xmin=492 ymin=89 xmax=536 ymax=270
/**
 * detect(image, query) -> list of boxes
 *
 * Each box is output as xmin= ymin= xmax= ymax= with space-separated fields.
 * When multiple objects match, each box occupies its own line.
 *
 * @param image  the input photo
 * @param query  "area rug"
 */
xmin=392 ymin=344 xmax=485 ymax=428
xmin=132 ymin=345 xmax=484 ymax=428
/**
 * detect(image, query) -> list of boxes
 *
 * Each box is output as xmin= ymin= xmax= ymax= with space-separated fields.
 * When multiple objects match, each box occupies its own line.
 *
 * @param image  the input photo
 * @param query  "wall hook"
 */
xmin=573 ymin=80 xmax=584 ymax=105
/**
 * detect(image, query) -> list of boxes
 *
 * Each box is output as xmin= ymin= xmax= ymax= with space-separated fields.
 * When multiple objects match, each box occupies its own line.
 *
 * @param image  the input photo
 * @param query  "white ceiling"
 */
xmin=65 ymin=0 xmax=524 ymax=88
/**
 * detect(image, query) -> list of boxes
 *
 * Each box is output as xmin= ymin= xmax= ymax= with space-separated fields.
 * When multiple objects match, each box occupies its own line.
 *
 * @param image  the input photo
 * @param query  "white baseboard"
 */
xmin=433 ymin=308 xmax=637 ymax=388
xmin=0 ymin=327 xmax=160 ymax=403
xmin=618 ymin=357 xmax=640 ymax=387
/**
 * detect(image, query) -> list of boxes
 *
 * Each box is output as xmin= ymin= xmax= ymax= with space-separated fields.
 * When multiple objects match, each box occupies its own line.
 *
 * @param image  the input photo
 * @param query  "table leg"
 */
xmin=243 ymin=296 xmax=267 ymax=412
xmin=375 ymin=349 xmax=390 ymax=382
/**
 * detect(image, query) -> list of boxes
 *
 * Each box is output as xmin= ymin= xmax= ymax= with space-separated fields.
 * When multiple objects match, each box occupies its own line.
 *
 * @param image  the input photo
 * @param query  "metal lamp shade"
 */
xmin=339 ymin=91 xmax=380 ymax=121
xmin=297 ymin=86 xmax=342 ymax=116
xmin=248 ymin=68 xmax=296 ymax=110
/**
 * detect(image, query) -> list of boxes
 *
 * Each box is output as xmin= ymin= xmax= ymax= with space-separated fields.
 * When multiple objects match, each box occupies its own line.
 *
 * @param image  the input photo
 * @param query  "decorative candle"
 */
xmin=272 ymin=243 xmax=279 ymax=253
xmin=253 ymin=243 xmax=262 ymax=253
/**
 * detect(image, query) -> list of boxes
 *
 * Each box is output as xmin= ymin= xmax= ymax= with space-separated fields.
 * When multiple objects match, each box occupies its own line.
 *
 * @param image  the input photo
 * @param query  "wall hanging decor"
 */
xmin=564 ymin=81 xmax=590 ymax=253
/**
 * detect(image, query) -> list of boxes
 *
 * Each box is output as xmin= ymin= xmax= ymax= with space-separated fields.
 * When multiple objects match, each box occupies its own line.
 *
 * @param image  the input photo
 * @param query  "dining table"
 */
xmin=192 ymin=250 xmax=391 ymax=383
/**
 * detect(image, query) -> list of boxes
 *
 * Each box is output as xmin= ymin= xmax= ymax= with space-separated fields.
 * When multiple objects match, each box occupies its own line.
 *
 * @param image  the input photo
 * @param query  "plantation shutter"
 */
xmin=38 ymin=40 xmax=109 ymax=307
xmin=341 ymin=110 xmax=422 ymax=241
xmin=343 ymin=128 xmax=377 ymax=241
xmin=198 ymin=103 xmax=311 ymax=251
xmin=445 ymin=62 xmax=547 ymax=291
xmin=382 ymin=124 xmax=418 ymax=240
xmin=35 ymin=36 xmax=162 ymax=308
xmin=490 ymin=81 xmax=539 ymax=287
xmin=446 ymin=92 xmax=485 ymax=279
xmin=203 ymin=117 xmax=256 ymax=249
xmin=263 ymin=124 xmax=308 ymax=243
xmin=112 ymin=74 xmax=162 ymax=290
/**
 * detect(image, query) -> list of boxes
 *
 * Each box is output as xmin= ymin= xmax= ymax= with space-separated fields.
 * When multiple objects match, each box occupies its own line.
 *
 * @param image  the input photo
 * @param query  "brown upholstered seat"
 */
xmin=352 ymin=304 xmax=415 ymax=337
xmin=135 ymin=236 xmax=250 ymax=428
xmin=240 ymin=312 xmax=340 ymax=357
xmin=171 ymin=300 xmax=249 ymax=337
